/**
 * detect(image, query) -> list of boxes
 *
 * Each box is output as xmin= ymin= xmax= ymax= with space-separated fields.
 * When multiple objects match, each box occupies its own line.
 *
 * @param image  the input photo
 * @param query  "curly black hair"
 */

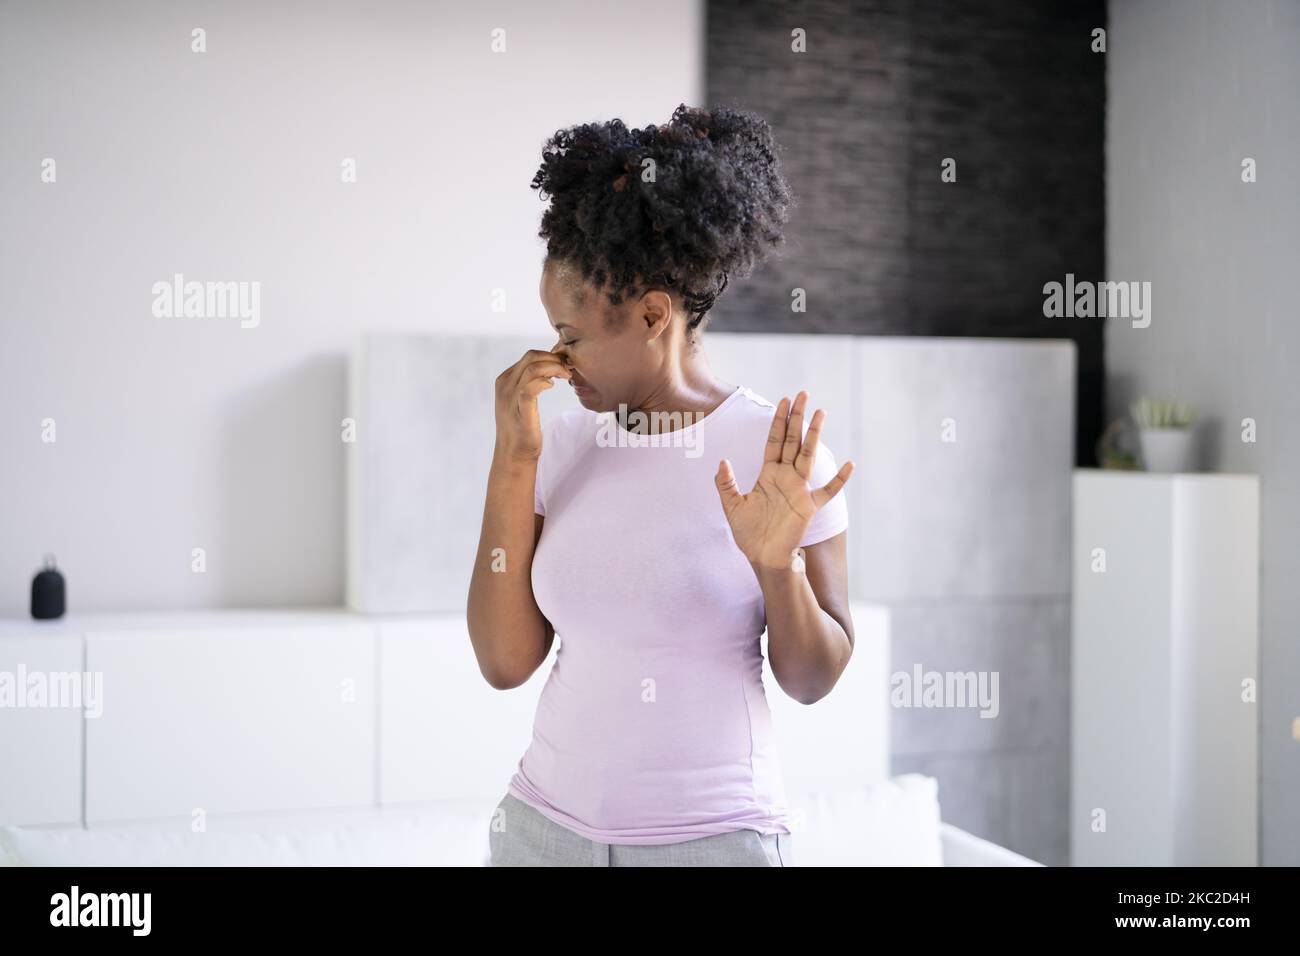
xmin=531 ymin=104 xmax=792 ymax=335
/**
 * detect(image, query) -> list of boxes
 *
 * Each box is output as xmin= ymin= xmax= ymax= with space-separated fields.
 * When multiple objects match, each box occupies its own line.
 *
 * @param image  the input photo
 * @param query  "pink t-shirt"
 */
xmin=506 ymin=385 xmax=850 ymax=844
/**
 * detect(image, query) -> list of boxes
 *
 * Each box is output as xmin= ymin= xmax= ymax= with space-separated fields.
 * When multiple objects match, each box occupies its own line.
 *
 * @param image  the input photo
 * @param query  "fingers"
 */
xmin=522 ymin=348 xmax=569 ymax=371
xmin=764 ymin=396 xmax=790 ymax=463
xmin=502 ymin=348 xmax=568 ymax=385
xmin=811 ymin=460 xmax=855 ymax=509
xmin=522 ymin=362 xmax=571 ymax=395
xmin=524 ymin=358 xmax=571 ymax=379
xmin=521 ymin=374 xmax=558 ymax=399
xmin=782 ymin=391 xmax=808 ymax=465
xmin=525 ymin=348 xmax=566 ymax=362
xmin=795 ymin=408 xmax=824 ymax=480
xmin=714 ymin=458 xmax=743 ymax=516
xmin=516 ymin=352 xmax=570 ymax=387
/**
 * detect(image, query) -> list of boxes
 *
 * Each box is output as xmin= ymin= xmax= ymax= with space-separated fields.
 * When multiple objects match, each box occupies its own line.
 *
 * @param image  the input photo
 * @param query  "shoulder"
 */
xmin=726 ymin=386 xmax=843 ymax=473
xmin=538 ymin=406 xmax=596 ymax=463
xmin=543 ymin=405 xmax=593 ymax=436
xmin=723 ymin=386 xmax=781 ymax=425
xmin=724 ymin=387 xmax=801 ymax=438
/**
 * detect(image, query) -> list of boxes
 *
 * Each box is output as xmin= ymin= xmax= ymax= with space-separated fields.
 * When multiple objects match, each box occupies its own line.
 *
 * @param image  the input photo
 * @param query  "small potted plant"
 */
xmin=1130 ymin=398 xmax=1198 ymax=473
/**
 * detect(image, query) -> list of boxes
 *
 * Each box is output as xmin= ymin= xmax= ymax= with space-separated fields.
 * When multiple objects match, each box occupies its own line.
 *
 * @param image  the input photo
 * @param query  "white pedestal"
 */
xmin=1071 ymin=470 xmax=1259 ymax=866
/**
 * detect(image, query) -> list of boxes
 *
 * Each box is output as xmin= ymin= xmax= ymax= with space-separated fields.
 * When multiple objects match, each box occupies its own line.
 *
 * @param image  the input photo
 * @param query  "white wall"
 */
xmin=0 ymin=0 xmax=703 ymax=612
xmin=1106 ymin=0 xmax=1300 ymax=864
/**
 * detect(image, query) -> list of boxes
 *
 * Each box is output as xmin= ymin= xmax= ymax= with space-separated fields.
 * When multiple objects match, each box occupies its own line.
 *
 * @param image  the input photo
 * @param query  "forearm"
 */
xmin=753 ymin=560 xmax=852 ymax=705
xmin=466 ymin=451 xmax=551 ymax=688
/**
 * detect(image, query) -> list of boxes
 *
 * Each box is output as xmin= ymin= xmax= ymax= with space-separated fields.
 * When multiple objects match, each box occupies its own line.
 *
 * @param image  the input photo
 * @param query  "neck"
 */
xmin=623 ymin=339 xmax=733 ymax=433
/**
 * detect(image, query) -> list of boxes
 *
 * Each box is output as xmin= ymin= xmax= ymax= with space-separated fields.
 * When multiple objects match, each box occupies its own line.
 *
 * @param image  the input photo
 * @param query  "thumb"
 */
xmin=715 ymin=458 xmax=743 ymax=513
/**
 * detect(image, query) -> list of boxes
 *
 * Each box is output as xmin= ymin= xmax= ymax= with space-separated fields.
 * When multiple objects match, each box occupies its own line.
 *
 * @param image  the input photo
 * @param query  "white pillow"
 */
xmin=0 ymin=801 xmax=493 ymax=867
xmin=785 ymin=773 xmax=943 ymax=866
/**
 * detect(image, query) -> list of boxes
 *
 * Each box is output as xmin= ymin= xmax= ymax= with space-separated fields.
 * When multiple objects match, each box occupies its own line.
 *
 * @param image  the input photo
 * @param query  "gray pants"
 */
xmin=488 ymin=792 xmax=792 ymax=867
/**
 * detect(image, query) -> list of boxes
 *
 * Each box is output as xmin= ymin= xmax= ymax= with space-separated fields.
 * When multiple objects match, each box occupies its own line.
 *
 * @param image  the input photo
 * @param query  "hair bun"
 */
xmin=532 ymin=103 xmax=792 ymax=332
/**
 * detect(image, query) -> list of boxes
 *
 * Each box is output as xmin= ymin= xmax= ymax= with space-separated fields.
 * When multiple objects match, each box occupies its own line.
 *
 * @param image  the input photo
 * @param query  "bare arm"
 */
xmin=466 ymin=348 xmax=570 ymax=689
xmin=755 ymin=531 xmax=854 ymax=705
xmin=714 ymin=391 xmax=856 ymax=705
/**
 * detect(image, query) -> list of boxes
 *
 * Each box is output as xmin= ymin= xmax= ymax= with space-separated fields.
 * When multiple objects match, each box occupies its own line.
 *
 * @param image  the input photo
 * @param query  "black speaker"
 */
xmin=31 ymin=554 xmax=66 ymax=620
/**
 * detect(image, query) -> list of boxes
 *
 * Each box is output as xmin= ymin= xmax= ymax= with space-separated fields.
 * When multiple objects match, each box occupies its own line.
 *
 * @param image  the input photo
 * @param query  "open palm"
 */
xmin=714 ymin=391 xmax=854 ymax=570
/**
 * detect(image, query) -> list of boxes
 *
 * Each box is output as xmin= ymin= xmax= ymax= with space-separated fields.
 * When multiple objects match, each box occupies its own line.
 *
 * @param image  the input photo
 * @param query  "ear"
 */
xmin=639 ymin=289 xmax=675 ymax=342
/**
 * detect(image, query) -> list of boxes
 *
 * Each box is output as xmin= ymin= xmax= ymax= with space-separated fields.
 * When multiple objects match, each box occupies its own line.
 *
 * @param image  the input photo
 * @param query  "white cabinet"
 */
xmin=0 ymin=633 xmax=84 ymax=825
xmin=378 ymin=616 xmax=552 ymax=805
xmin=1 ymin=611 xmax=375 ymax=826
xmin=85 ymin=620 xmax=376 ymax=823
xmin=376 ymin=603 xmax=894 ymax=805
xmin=1071 ymin=471 xmax=1259 ymax=865
xmin=2 ymin=604 xmax=892 ymax=829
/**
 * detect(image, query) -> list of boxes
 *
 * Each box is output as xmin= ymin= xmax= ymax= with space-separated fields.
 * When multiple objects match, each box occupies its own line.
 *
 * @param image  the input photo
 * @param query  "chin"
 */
xmin=571 ymin=385 xmax=605 ymax=409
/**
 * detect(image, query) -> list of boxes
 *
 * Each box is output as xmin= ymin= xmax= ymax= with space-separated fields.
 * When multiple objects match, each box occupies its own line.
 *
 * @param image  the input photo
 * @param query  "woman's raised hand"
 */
xmin=494 ymin=345 xmax=572 ymax=464
xmin=714 ymin=391 xmax=854 ymax=570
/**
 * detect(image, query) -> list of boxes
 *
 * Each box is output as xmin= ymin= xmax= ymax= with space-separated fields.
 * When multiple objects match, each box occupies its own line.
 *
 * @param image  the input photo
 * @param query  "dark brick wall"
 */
xmin=706 ymin=0 xmax=1106 ymax=464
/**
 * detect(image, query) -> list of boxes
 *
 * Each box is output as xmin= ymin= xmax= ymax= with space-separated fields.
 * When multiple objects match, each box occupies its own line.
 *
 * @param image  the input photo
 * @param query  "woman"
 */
xmin=468 ymin=105 xmax=855 ymax=867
